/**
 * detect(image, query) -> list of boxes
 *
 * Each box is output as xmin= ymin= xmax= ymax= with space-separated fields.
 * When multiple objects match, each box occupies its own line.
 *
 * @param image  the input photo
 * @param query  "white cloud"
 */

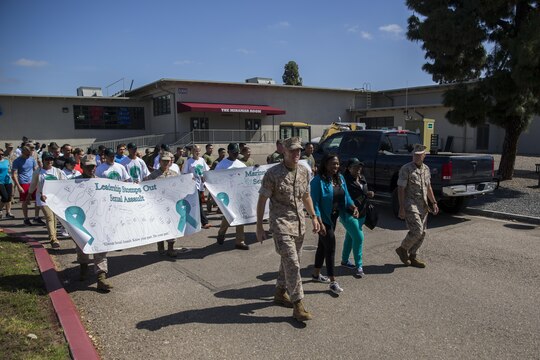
xmin=379 ymin=24 xmax=404 ymax=36
xmin=268 ymin=21 xmax=290 ymax=29
xmin=174 ymin=60 xmax=194 ymax=65
xmin=346 ymin=25 xmax=359 ymax=33
xmin=236 ymin=48 xmax=255 ymax=55
xmin=14 ymin=58 xmax=47 ymax=67
xmin=360 ymin=31 xmax=373 ymax=40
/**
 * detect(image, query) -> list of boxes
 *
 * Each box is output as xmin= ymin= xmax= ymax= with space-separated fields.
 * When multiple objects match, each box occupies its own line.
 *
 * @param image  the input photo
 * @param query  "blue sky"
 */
xmin=0 ymin=0 xmax=435 ymax=96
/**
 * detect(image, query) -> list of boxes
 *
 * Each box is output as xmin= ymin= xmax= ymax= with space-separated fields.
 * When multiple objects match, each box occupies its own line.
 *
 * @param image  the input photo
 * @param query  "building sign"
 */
xmin=178 ymin=88 xmax=188 ymax=95
xmin=221 ymin=108 xmax=262 ymax=114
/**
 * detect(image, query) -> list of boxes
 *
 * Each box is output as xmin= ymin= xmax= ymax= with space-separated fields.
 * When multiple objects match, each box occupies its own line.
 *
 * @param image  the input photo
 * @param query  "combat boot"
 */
xmin=395 ymin=246 xmax=410 ymax=265
xmin=97 ymin=273 xmax=113 ymax=292
xmin=157 ymin=241 xmax=165 ymax=255
xmin=293 ymin=300 xmax=313 ymax=321
xmin=167 ymin=242 xmax=178 ymax=258
xmin=274 ymin=287 xmax=293 ymax=308
xmin=79 ymin=264 xmax=89 ymax=281
xmin=409 ymin=255 xmax=426 ymax=268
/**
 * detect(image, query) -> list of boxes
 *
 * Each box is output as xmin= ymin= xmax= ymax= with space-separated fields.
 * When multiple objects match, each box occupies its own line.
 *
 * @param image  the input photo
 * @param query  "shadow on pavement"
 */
xmin=363 ymin=263 xmax=407 ymax=275
xmin=136 ymin=285 xmax=307 ymax=330
xmin=503 ymin=223 xmax=537 ymax=230
xmin=373 ymin=204 xmax=471 ymax=231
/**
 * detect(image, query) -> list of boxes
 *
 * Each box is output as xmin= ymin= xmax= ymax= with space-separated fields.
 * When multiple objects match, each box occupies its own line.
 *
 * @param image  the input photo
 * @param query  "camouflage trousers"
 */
xmin=274 ymin=233 xmax=305 ymax=303
xmin=218 ymin=217 xmax=245 ymax=244
xmin=76 ymin=246 xmax=108 ymax=274
xmin=401 ymin=208 xmax=428 ymax=256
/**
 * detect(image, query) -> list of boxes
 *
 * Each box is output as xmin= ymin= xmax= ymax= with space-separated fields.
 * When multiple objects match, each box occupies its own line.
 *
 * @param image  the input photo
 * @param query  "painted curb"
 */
xmin=464 ymin=208 xmax=540 ymax=225
xmin=2 ymin=229 xmax=100 ymax=360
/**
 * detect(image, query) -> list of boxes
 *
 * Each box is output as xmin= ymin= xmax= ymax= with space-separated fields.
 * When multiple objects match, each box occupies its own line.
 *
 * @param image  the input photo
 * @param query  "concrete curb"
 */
xmin=2 ymin=229 xmax=100 ymax=360
xmin=464 ymin=208 xmax=540 ymax=225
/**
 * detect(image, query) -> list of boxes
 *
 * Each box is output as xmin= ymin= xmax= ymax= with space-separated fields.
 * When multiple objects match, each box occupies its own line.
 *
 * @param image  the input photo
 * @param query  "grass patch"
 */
xmin=0 ymin=233 xmax=70 ymax=360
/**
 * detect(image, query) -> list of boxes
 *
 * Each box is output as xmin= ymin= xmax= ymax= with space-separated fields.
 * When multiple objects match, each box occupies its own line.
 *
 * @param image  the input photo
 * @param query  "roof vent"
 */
xmin=77 ymin=87 xmax=103 ymax=97
xmin=245 ymin=77 xmax=275 ymax=85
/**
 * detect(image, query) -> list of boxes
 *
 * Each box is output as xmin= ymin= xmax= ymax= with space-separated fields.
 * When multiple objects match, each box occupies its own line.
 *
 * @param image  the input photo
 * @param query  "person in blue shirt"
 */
xmin=12 ymin=146 xmax=40 ymax=226
xmin=0 ymin=148 xmax=15 ymax=219
xmin=114 ymin=143 xmax=127 ymax=164
xmin=310 ymin=153 xmax=359 ymax=295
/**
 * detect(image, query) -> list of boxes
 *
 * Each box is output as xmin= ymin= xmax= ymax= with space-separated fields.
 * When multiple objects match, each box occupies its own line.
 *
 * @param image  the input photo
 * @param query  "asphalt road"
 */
xmin=5 ymin=203 xmax=539 ymax=360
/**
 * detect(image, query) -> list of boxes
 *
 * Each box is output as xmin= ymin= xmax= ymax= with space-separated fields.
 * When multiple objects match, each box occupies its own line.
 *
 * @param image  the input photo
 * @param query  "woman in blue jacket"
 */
xmin=310 ymin=153 xmax=359 ymax=295
xmin=340 ymin=158 xmax=374 ymax=278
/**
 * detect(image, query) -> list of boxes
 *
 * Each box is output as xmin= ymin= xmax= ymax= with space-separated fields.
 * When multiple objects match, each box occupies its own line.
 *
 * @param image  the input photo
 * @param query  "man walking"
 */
xmin=203 ymin=143 xmax=214 ymax=167
xmin=121 ymin=143 xmax=150 ymax=183
xmin=76 ymin=155 xmax=113 ymax=292
xmin=96 ymin=148 xmax=131 ymax=181
xmin=12 ymin=146 xmax=41 ymax=226
xmin=143 ymin=151 xmax=180 ymax=257
xmin=215 ymin=143 xmax=249 ymax=250
xmin=395 ymin=144 xmax=439 ymax=268
xmin=266 ymin=139 xmax=284 ymax=164
xmin=256 ymin=137 xmax=321 ymax=322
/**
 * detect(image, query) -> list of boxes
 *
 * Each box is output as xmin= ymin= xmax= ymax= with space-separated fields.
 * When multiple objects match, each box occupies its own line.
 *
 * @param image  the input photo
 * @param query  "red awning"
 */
xmin=177 ymin=102 xmax=286 ymax=115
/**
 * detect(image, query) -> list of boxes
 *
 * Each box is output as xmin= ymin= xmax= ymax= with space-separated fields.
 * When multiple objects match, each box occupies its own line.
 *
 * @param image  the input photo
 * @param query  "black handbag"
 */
xmin=364 ymin=201 xmax=378 ymax=230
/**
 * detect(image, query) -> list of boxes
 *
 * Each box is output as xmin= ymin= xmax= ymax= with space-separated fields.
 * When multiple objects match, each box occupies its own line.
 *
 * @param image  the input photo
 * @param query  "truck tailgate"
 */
xmin=447 ymin=155 xmax=493 ymax=184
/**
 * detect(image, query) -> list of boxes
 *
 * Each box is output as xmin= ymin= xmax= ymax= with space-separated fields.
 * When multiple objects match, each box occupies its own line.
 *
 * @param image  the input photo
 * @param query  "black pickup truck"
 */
xmin=313 ymin=130 xmax=498 ymax=214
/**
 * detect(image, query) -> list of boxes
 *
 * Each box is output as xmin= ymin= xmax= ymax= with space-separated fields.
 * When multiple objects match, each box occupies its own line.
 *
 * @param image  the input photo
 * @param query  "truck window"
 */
xmin=320 ymin=133 xmax=344 ymax=153
xmin=387 ymin=133 xmax=420 ymax=153
xmin=379 ymin=136 xmax=392 ymax=152
xmin=341 ymin=135 xmax=378 ymax=156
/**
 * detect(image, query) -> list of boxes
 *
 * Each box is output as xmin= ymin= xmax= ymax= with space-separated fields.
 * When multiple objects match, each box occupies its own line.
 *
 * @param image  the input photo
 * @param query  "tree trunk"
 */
xmin=498 ymin=122 xmax=521 ymax=181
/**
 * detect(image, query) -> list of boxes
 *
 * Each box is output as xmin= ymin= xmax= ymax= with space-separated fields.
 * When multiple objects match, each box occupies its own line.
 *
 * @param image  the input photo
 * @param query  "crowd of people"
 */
xmin=0 ymin=136 xmax=438 ymax=321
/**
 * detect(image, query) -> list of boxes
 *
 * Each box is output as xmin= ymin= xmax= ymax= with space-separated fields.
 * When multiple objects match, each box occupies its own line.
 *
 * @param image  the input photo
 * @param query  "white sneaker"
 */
xmin=355 ymin=267 xmax=365 ymax=278
xmin=312 ymin=274 xmax=330 ymax=283
xmin=329 ymin=281 xmax=343 ymax=295
xmin=61 ymin=230 xmax=69 ymax=237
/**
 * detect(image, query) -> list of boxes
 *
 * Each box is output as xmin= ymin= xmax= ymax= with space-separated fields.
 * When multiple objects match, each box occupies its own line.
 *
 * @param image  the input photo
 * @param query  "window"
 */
xmin=73 ymin=105 xmax=145 ymax=129
xmin=190 ymin=117 xmax=209 ymax=130
xmin=153 ymin=95 xmax=171 ymax=116
xmin=245 ymin=119 xmax=261 ymax=130
xmin=320 ymin=133 xmax=345 ymax=154
xmin=385 ymin=133 xmax=419 ymax=153
xmin=360 ymin=116 xmax=394 ymax=129
xmin=476 ymin=124 xmax=489 ymax=150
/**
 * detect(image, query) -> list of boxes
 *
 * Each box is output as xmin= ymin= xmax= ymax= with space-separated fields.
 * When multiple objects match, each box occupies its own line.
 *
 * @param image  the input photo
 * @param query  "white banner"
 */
xmin=204 ymin=161 xmax=312 ymax=226
xmin=44 ymin=175 xmax=201 ymax=254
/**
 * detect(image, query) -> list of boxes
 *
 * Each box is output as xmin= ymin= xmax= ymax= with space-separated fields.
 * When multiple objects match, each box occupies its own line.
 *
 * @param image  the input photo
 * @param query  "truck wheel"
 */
xmin=438 ymin=197 xmax=468 ymax=214
xmin=391 ymin=188 xmax=400 ymax=218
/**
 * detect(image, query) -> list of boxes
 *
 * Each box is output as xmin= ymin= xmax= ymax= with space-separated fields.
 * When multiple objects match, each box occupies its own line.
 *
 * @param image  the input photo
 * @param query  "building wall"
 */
xmin=0 ymin=95 xmax=150 ymax=146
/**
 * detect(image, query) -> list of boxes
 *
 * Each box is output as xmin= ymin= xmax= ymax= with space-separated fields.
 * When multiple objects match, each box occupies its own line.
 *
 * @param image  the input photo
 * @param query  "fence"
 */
xmin=177 ymin=129 xmax=279 ymax=145
xmin=80 ymin=129 xmax=279 ymax=151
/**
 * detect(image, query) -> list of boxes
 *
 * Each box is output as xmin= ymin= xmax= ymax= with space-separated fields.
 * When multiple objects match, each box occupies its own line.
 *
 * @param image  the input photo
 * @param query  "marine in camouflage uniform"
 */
xmin=143 ymin=151 xmax=180 ymax=257
xmin=257 ymin=137 xmax=321 ymax=321
xmin=266 ymin=139 xmax=284 ymax=164
xmin=395 ymin=144 xmax=439 ymax=268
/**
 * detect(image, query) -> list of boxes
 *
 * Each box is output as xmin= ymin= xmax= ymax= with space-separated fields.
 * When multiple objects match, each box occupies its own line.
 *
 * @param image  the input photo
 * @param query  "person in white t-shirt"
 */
xmin=96 ymin=148 xmax=131 ymax=182
xmin=26 ymin=152 xmax=66 ymax=248
xmin=62 ymin=157 xmax=82 ymax=179
xmin=182 ymin=145 xmax=211 ymax=229
xmin=214 ymin=143 xmax=249 ymax=250
xmin=120 ymin=143 xmax=150 ymax=183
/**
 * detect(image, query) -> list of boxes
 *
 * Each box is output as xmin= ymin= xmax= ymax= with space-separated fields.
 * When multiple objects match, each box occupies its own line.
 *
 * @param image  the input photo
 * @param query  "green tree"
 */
xmin=282 ymin=61 xmax=303 ymax=86
xmin=407 ymin=1 xmax=540 ymax=180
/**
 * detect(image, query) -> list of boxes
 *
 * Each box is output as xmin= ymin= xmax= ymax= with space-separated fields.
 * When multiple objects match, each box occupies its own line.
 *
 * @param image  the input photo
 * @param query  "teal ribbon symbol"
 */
xmin=176 ymin=199 xmax=198 ymax=232
xmin=65 ymin=206 xmax=94 ymax=245
xmin=216 ymin=192 xmax=229 ymax=207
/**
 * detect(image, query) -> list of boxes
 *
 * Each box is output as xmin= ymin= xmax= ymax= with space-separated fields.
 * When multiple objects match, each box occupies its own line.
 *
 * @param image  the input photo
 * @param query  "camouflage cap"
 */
xmin=283 ymin=137 xmax=303 ymax=150
xmin=5 ymin=143 xmax=13 ymax=148
xmin=413 ymin=143 xmax=427 ymax=154
xmin=160 ymin=151 xmax=173 ymax=161
xmin=81 ymin=154 xmax=97 ymax=166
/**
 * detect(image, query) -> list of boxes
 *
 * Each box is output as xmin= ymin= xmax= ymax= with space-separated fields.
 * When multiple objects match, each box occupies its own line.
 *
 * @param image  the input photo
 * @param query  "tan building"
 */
xmin=0 ymin=78 xmax=538 ymax=155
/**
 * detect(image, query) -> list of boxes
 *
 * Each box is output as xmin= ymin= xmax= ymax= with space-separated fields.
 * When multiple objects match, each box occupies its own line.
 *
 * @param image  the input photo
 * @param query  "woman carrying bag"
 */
xmin=340 ymin=158 xmax=374 ymax=278
xmin=310 ymin=153 xmax=358 ymax=295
